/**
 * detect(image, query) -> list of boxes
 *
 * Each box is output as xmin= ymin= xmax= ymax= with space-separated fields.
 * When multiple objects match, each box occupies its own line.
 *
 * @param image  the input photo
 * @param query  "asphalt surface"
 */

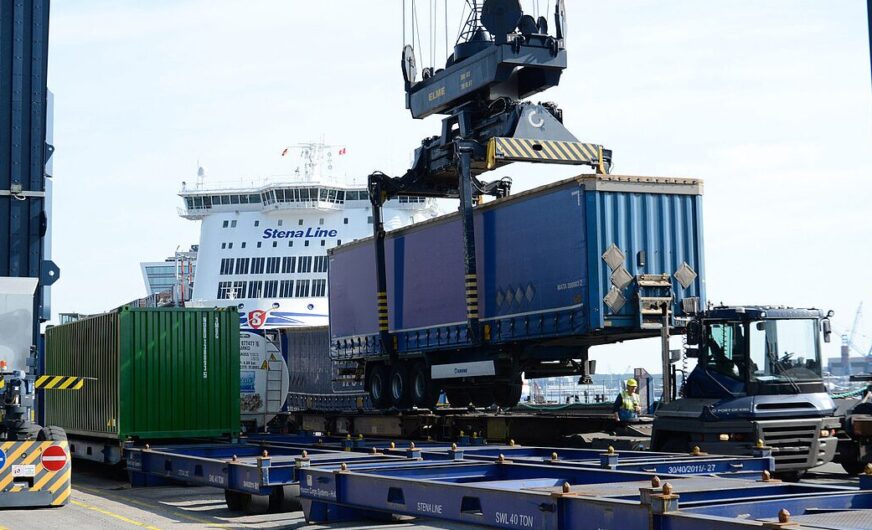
xmin=0 ymin=461 xmax=859 ymax=529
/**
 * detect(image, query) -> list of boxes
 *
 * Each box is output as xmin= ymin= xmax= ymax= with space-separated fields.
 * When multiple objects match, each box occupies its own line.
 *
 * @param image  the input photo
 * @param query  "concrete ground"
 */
xmin=0 ymin=461 xmax=858 ymax=529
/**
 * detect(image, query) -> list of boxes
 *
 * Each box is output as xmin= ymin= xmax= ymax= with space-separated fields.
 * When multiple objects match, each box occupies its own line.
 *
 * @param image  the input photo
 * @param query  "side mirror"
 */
xmin=684 ymin=346 xmax=700 ymax=358
xmin=822 ymin=318 xmax=832 ymax=343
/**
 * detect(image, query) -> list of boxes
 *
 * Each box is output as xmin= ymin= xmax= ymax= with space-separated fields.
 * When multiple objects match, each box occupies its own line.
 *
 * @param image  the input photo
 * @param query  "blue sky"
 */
xmin=46 ymin=1 xmax=872 ymax=371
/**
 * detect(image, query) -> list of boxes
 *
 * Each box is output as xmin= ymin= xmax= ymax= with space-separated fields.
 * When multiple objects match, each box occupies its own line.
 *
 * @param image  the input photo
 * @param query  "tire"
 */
xmin=493 ymin=377 xmax=522 ymax=408
xmin=367 ymin=364 xmax=390 ymax=409
xmin=389 ymin=363 xmax=412 ymax=409
xmin=774 ymin=470 xmax=805 ymax=482
xmin=841 ymin=459 xmax=866 ymax=475
xmin=37 ymin=426 xmax=67 ymax=442
xmin=269 ymin=484 xmax=302 ymax=512
xmin=658 ymin=436 xmax=689 ymax=454
xmin=470 ymin=387 xmax=495 ymax=408
xmin=410 ymin=362 xmax=439 ymax=409
xmin=445 ymin=388 xmax=471 ymax=408
xmin=224 ymin=490 xmax=245 ymax=511
xmin=241 ymin=492 xmax=270 ymax=515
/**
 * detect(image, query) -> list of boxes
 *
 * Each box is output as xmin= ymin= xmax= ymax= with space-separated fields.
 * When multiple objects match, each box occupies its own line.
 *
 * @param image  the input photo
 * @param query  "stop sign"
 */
xmin=42 ymin=445 xmax=67 ymax=471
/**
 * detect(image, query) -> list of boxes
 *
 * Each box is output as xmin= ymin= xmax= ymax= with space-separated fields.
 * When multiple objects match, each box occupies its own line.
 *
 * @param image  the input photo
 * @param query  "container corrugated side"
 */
xmin=45 ymin=307 xmax=240 ymax=440
xmin=45 ymin=312 xmax=120 ymax=438
xmin=284 ymin=326 xmax=366 ymax=410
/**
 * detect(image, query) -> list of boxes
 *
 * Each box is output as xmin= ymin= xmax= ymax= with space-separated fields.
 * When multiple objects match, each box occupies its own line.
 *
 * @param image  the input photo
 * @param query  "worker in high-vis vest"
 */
xmin=612 ymin=378 xmax=641 ymax=422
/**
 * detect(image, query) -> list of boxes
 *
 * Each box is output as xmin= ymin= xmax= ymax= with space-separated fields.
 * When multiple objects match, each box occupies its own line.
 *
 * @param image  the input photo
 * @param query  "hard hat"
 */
xmin=626 ymin=378 xmax=638 ymax=387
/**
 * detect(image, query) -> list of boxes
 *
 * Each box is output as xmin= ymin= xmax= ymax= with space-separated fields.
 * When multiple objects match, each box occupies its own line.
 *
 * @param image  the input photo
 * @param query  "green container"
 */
xmin=45 ymin=307 xmax=240 ymax=440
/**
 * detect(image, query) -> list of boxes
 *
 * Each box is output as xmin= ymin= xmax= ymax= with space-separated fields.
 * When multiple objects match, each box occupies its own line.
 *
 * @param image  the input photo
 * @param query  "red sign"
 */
xmin=42 ymin=445 xmax=67 ymax=471
xmin=248 ymin=310 xmax=267 ymax=329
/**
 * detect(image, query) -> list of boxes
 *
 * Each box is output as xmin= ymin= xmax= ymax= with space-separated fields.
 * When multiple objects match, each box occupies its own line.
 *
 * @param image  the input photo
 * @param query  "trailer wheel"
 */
xmin=470 ymin=388 xmax=495 ymax=408
xmin=494 ymin=376 xmax=522 ymax=408
xmin=241 ymin=492 xmax=270 ymax=514
xmin=658 ymin=436 xmax=689 ymax=454
xmin=411 ymin=362 xmax=439 ymax=409
xmin=367 ymin=364 xmax=390 ymax=409
xmin=446 ymin=388 xmax=471 ymax=407
xmin=224 ymin=490 xmax=245 ymax=511
xmin=269 ymin=484 xmax=302 ymax=512
xmin=389 ymin=363 xmax=413 ymax=409
xmin=37 ymin=426 xmax=67 ymax=442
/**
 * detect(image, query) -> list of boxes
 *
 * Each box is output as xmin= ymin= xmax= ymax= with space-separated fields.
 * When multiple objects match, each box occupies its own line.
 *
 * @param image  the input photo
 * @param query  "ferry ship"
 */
xmin=178 ymin=143 xmax=440 ymax=330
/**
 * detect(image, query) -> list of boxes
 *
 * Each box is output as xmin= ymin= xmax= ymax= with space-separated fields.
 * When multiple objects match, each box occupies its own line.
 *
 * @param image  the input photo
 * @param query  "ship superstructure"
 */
xmin=179 ymin=143 xmax=440 ymax=329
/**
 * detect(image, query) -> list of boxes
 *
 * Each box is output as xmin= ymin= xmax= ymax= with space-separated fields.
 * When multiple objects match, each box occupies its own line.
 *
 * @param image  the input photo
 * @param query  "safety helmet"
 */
xmin=626 ymin=378 xmax=638 ymax=387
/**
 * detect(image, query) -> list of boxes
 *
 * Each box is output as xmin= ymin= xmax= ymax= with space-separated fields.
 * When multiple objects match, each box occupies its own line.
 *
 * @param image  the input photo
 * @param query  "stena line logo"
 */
xmin=262 ymin=227 xmax=337 ymax=239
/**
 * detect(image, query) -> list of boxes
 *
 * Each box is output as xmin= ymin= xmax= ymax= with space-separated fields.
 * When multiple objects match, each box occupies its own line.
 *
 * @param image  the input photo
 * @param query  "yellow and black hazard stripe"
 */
xmin=465 ymin=273 xmax=479 ymax=320
xmin=0 ymin=440 xmax=71 ymax=506
xmin=487 ymin=137 xmax=606 ymax=173
xmin=34 ymin=375 xmax=84 ymax=390
xmin=376 ymin=291 xmax=389 ymax=331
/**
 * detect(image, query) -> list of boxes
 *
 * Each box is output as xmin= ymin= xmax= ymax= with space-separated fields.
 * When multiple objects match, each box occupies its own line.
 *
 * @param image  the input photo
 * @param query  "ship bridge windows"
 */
xmin=345 ymin=190 xmax=369 ymax=201
xmin=230 ymin=195 xmax=239 ymax=205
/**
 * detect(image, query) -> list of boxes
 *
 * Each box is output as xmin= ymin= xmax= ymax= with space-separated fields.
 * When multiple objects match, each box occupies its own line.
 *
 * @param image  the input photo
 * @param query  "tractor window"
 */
xmin=704 ymin=322 xmax=746 ymax=381
xmin=749 ymin=319 xmax=821 ymax=383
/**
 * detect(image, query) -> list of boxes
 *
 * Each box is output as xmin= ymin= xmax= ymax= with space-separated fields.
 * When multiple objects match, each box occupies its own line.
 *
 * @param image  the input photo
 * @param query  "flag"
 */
xmin=338 ymin=147 xmax=347 ymax=155
xmin=281 ymin=148 xmax=288 ymax=156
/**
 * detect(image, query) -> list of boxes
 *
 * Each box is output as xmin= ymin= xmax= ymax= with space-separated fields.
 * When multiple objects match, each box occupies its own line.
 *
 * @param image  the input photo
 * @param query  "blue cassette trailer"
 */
xmin=300 ymin=458 xmax=872 ymax=530
xmin=329 ymin=174 xmax=705 ymax=409
xmin=125 ymin=433 xmax=779 ymax=516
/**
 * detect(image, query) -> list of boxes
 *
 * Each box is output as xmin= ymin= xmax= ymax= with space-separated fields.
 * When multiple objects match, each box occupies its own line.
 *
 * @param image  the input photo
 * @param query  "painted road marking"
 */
xmin=75 ymin=486 xmax=230 ymax=529
xmin=71 ymin=499 xmax=163 ymax=530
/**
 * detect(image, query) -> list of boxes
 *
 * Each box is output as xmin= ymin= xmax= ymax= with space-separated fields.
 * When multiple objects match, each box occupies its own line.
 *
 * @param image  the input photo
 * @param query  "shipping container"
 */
xmin=283 ymin=327 xmax=367 ymax=411
xmin=45 ymin=307 xmax=240 ymax=440
xmin=328 ymin=174 xmax=705 ymax=408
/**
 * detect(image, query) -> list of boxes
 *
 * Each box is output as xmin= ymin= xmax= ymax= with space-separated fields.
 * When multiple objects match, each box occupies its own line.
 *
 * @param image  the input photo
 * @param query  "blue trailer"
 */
xmin=329 ymin=174 xmax=705 ymax=409
xmin=124 ymin=433 xmax=777 ymax=515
